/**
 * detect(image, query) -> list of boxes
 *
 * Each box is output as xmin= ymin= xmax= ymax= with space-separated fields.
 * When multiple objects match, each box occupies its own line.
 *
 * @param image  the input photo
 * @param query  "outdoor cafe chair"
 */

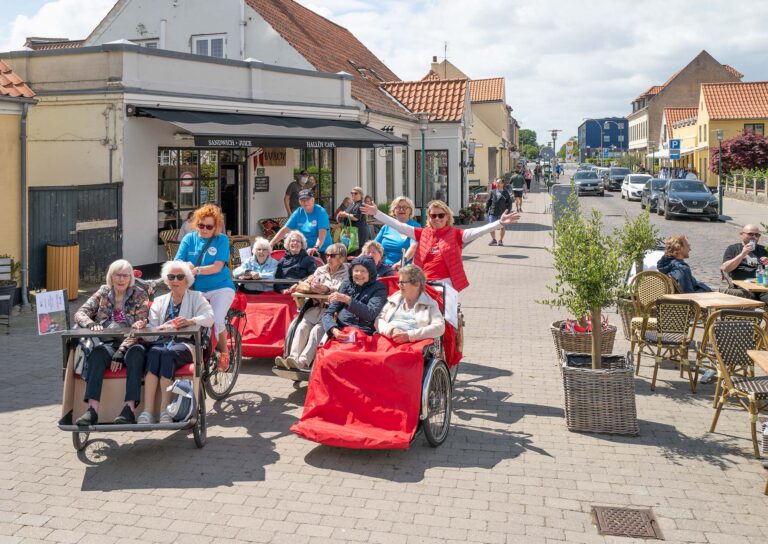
xmin=164 ymin=240 xmax=181 ymax=262
xmin=230 ymin=239 xmax=252 ymax=270
xmin=636 ymin=298 xmax=700 ymax=392
xmin=692 ymin=309 xmax=767 ymax=399
xmin=708 ymin=319 xmax=768 ymax=458
xmin=628 ymin=271 xmax=679 ymax=372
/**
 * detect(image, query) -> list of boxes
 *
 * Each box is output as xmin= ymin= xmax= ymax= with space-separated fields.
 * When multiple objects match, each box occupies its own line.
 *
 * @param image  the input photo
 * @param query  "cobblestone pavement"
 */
xmin=2 ymin=186 xmax=768 ymax=543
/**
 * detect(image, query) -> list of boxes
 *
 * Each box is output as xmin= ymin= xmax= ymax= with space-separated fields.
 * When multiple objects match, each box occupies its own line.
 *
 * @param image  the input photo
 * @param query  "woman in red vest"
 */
xmin=361 ymin=200 xmax=519 ymax=291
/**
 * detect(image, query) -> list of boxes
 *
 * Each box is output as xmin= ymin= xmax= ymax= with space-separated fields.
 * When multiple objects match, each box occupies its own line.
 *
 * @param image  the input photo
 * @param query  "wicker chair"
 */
xmin=636 ymin=298 xmax=700 ymax=392
xmin=164 ymin=240 xmax=181 ymax=261
xmin=627 ymin=271 xmax=678 ymax=371
xmin=230 ymin=240 xmax=252 ymax=270
xmin=693 ymin=309 xmax=767 ymax=398
xmin=708 ymin=319 xmax=768 ymax=458
xmin=159 ymin=229 xmax=180 ymax=244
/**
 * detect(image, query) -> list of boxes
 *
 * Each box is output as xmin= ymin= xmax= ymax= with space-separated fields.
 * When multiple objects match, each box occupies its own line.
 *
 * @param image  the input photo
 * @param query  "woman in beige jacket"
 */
xmin=376 ymin=265 xmax=445 ymax=343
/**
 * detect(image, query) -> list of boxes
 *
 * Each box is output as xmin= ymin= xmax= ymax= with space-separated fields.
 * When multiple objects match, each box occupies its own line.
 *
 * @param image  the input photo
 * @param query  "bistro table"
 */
xmin=733 ymin=280 xmax=768 ymax=294
xmin=747 ymin=350 xmax=768 ymax=374
xmin=661 ymin=292 xmax=765 ymax=311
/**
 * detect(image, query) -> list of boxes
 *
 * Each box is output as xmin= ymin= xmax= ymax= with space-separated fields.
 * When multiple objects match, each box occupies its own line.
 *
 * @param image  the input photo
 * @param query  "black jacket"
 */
xmin=486 ymin=188 xmax=512 ymax=216
xmin=275 ymin=249 xmax=317 ymax=292
xmin=657 ymin=255 xmax=711 ymax=294
xmin=322 ymin=256 xmax=387 ymax=335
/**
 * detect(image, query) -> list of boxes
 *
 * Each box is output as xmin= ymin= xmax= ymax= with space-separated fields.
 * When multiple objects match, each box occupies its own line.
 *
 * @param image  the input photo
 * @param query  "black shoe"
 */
xmin=113 ymin=405 xmax=136 ymax=425
xmin=75 ymin=406 xmax=98 ymax=426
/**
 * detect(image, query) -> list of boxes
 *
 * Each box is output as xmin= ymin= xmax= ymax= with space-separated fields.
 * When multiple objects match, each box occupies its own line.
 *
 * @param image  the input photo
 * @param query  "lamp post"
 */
xmin=415 ymin=112 xmax=430 ymax=226
xmin=550 ymin=129 xmax=561 ymax=175
xmin=716 ymin=129 xmax=724 ymax=216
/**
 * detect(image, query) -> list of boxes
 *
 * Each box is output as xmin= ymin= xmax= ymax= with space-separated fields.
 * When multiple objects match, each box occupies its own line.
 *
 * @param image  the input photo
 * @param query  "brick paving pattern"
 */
xmin=2 ymin=180 xmax=768 ymax=543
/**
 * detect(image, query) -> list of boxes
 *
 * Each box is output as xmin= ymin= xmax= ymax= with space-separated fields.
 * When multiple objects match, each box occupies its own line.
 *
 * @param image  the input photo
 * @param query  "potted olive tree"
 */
xmin=614 ymin=211 xmax=659 ymax=341
xmin=542 ymin=194 xmax=639 ymax=435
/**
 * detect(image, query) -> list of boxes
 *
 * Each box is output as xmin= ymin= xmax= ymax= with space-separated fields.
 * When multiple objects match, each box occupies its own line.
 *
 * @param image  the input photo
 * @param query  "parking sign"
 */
xmin=670 ymin=139 xmax=681 ymax=160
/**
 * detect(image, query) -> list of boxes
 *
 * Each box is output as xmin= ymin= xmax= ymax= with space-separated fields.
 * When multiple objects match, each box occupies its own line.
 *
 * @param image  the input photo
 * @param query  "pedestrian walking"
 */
xmin=486 ymin=178 xmax=512 ymax=246
xmin=509 ymin=170 xmax=526 ymax=212
xmin=523 ymin=166 xmax=533 ymax=192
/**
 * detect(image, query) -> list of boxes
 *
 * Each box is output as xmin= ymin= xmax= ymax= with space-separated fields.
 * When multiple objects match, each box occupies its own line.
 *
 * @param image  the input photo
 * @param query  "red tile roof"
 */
xmin=722 ymin=64 xmax=744 ymax=79
xmin=246 ymin=0 xmax=411 ymax=119
xmin=26 ymin=39 xmax=85 ymax=50
xmin=421 ymin=70 xmax=440 ymax=81
xmin=469 ymin=77 xmax=505 ymax=103
xmin=0 ymin=60 xmax=35 ymax=98
xmin=702 ymin=82 xmax=768 ymax=120
xmin=381 ymin=79 xmax=467 ymax=122
xmin=664 ymin=107 xmax=698 ymax=137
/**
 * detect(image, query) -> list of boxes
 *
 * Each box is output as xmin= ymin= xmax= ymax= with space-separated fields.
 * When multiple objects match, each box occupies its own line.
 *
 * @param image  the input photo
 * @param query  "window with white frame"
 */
xmin=135 ymin=39 xmax=158 ymax=48
xmin=192 ymin=34 xmax=226 ymax=58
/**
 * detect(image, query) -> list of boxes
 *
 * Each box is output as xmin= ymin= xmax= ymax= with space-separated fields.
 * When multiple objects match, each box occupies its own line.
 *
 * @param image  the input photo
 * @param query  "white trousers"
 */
xmin=202 ymin=287 xmax=235 ymax=336
xmin=288 ymin=306 xmax=325 ymax=366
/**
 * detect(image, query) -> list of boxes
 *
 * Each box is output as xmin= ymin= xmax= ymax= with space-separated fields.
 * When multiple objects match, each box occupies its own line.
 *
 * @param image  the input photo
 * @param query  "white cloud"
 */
xmin=0 ymin=0 xmax=113 ymax=52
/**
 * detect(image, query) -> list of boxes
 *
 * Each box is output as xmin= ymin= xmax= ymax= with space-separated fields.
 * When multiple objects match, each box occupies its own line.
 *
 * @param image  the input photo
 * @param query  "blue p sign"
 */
xmin=670 ymin=139 xmax=681 ymax=160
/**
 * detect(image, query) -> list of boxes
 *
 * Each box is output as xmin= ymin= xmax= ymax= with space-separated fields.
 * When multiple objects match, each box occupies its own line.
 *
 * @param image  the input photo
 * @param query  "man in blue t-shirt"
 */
xmin=270 ymin=189 xmax=331 ymax=256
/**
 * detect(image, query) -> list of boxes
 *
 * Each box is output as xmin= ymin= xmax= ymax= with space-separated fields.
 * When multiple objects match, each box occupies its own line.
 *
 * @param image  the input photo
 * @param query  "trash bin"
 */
xmin=46 ymin=243 xmax=79 ymax=300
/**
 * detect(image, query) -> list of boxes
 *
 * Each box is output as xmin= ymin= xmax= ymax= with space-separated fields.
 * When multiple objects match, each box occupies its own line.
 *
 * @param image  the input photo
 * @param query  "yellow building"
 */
xmin=0 ymin=60 xmax=36 ymax=278
xmin=694 ymin=82 xmax=768 ymax=186
xmin=426 ymin=59 xmax=515 ymax=187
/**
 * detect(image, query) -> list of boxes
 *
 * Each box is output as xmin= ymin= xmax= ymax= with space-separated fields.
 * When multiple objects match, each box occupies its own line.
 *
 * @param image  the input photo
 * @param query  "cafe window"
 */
xmin=745 ymin=123 xmax=765 ymax=135
xmin=414 ymin=149 xmax=449 ymax=208
xmin=294 ymin=149 xmax=335 ymax=214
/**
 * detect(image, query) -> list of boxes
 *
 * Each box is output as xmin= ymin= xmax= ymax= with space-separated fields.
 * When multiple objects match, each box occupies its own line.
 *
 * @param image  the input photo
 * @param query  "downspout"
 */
xmin=20 ymin=102 xmax=31 ymax=308
xmin=240 ymin=0 xmax=246 ymax=60
xmin=104 ymin=105 xmax=116 ymax=183
xmin=159 ymin=19 xmax=167 ymax=49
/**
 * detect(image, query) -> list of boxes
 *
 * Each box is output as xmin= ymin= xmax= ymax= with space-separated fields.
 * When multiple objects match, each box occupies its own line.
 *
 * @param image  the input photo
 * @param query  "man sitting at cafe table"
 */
xmin=721 ymin=224 xmax=768 ymax=301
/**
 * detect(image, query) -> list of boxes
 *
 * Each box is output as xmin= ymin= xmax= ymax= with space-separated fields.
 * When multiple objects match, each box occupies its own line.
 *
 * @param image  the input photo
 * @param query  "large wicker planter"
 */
xmin=550 ymin=320 xmax=616 ymax=361
xmin=616 ymin=298 xmax=636 ymax=341
xmin=561 ymin=353 xmax=639 ymax=436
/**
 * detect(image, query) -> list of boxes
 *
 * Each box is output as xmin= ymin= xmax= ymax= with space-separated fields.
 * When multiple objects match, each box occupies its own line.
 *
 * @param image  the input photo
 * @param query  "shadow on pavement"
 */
xmin=78 ymin=390 xmax=297 ymax=491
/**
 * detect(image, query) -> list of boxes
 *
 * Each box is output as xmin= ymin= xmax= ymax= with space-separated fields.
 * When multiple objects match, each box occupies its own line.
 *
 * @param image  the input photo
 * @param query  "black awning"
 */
xmin=137 ymin=107 xmax=407 ymax=149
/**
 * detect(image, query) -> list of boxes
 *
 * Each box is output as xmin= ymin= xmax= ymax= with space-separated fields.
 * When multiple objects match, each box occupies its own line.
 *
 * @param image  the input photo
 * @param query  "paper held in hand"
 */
xmin=238 ymin=246 xmax=252 ymax=264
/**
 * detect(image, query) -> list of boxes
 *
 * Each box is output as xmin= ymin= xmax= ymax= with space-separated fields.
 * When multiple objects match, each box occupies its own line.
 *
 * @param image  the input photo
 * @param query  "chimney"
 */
xmin=432 ymin=56 xmax=437 ymax=62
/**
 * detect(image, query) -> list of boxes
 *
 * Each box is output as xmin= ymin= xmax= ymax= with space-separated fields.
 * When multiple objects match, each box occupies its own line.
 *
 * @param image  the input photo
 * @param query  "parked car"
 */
xmin=572 ymin=171 xmax=604 ymax=196
xmin=640 ymin=178 xmax=667 ymax=212
xmin=621 ymin=174 xmax=652 ymax=201
xmin=657 ymin=179 xmax=719 ymax=221
xmin=602 ymin=167 xmax=631 ymax=191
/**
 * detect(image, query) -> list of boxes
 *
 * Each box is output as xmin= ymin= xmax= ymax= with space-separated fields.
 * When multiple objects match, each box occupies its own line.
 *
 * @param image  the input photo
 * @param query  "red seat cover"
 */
xmin=240 ymin=293 xmax=298 ymax=358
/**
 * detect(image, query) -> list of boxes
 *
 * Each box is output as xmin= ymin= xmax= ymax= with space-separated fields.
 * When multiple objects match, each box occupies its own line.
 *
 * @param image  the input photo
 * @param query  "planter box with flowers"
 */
xmin=541 ymin=192 xmax=639 ymax=436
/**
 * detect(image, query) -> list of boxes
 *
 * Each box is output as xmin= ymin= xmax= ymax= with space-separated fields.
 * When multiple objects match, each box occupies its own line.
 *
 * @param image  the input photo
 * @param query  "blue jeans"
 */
xmin=83 ymin=344 xmax=145 ymax=405
xmin=146 ymin=342 xmax=193 ymax=380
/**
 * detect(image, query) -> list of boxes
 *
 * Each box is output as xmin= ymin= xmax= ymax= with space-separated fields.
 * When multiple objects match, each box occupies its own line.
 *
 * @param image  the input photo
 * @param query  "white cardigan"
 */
xmin=148 ymin=290 xmax=214 ymax=334
xmin=376 ymin=291 xmax=445 ymax=342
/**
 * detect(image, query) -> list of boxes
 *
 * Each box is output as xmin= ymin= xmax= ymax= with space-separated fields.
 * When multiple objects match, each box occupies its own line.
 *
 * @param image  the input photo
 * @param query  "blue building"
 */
xmin=578 ymin=117 xmax=628 ymax=162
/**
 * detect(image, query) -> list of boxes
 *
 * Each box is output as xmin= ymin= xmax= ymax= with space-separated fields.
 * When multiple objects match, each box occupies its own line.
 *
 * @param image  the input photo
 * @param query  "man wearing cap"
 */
xmin=271 ymin=189 xmax=331 ymax=257
xmin=284 ymin=170 xmax=314 ymax=215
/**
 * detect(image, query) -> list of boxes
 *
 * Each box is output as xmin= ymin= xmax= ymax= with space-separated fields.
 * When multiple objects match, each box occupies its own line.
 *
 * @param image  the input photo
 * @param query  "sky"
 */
xmin=2 ymin=0 xmax=768 ymax=146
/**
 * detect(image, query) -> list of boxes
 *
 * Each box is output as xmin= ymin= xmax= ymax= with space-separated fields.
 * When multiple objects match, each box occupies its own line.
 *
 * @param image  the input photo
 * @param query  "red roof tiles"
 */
xmin=381 ymin=79 xmax=467 ymax=122
xmin=421 ymin=70 xmax=440 ymax=81
xmin=469 ymin=78 xmax=504 ymax=103
xmin=702 ymin=82 xmax=768 ymax=120
xmin=246 ymin=0 xmax=411 ymax=118
xmin=664 ymin=107 xmax=698 ymax=137
xmin=0 ymin=60 xmax=35 ymax=98
xmin=27 ymin=39 xmax=85 ymax=50
xmin=722 ymin=64 xmax=744 ymax=80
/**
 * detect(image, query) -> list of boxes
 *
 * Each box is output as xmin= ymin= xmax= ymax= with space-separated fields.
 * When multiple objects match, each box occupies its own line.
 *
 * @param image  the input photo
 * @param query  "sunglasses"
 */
xmin=350 ymin=191 xmax=360 ymax=195
xmin=166 ymin=273 xmax=186 ymax=281
xmin=397 ymin=280 xmax=415 ymax=286
xmin=429 ymin=213 xmax=447 ymax=219
xmin=744 ymin=232 xmax=762 ymax=237
xmin=394 ymin=206 xmax=411 ymax=212
xmin=326 ymin=253 xmax=340 ymax=257
xmin=198 ymin=223 xmax=215 ymax=231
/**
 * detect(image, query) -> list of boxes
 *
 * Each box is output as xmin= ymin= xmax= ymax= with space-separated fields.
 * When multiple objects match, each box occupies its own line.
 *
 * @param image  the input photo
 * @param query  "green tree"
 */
xmin=521 ymin=144 xmax=540 ymax=160
xmin=519 ymin=129 xmax=537 ymax=148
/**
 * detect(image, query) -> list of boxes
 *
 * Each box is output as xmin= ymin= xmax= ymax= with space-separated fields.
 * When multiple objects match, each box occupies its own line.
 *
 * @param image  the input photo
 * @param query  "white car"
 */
xmin=621 ymin=174 xmax=652 ymax=201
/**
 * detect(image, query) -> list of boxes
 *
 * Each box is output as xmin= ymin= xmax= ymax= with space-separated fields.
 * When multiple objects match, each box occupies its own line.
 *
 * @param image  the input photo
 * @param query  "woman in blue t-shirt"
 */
xmin=174 ymin=203 xmax=235 ymax=370
xmin=374 ymin=196 xmax=420 ymax=268
xmin=270 ymin=189 xmax=330 ymax=257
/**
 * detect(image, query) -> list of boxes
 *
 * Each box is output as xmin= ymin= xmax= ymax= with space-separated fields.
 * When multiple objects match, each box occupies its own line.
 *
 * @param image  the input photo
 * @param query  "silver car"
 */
xmin=573 ymin=171 xmax=604 ymax=196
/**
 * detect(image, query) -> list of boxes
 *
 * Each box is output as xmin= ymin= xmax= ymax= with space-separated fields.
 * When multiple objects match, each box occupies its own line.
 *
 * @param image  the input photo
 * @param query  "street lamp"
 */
xmin=716 ymin=129 xmax=724 ymax=216
xmin=550 ymin=129 xmax=561 ymax=176
xmin=415 ymin=112 xmax=431 ymax=226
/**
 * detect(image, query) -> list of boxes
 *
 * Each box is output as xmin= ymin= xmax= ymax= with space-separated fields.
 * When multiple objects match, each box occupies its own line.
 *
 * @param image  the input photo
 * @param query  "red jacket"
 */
xmin=414 ymin=227 xmax=469 ymax=292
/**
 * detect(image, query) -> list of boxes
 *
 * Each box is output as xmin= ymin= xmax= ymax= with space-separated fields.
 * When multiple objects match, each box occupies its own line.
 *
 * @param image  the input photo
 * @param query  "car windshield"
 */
xmin=649 ymin=179 xmax=666 ymax=189
xmin=611 ymin=168 xmax=630 ymax=176
xmin=669 ymin=180 xmax=709 ymax=193
xmin=574 ymin=172 xmax=598 ymax=180
xmin=628 ymin=175 xmax=651 ymax=184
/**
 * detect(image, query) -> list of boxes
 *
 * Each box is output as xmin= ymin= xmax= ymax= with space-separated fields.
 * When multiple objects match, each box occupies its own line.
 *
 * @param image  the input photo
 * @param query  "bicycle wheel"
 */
xmin=204 ymin=323 xmax=242 ymax=400
xmin=423 ymin=360 xmax=452 ymax=447
xmin=192 ymin=384 xmax=207 ymax=448
xmin=72 ymin=431 xmax=89 ymax=451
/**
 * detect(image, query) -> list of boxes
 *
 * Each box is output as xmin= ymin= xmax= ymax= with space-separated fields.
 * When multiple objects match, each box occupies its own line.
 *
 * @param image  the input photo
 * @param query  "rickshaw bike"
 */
xmin=290 ymin=276 xmax=461 ymax=448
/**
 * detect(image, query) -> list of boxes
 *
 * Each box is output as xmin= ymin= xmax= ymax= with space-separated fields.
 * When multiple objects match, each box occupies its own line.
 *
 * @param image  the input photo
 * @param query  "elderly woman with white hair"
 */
xmin=274 ymin=230 xmax=317 ymax=293
xmin=74 ymin=259 xmax=149 ymax=426
xmin=233 ymin=237 xmax=278 ymax=293
xmin=137 ymin=261 xmax=214 ymax=424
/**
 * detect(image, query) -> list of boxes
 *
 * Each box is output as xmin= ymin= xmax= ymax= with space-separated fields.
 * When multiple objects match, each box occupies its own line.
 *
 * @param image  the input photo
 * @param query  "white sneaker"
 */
xmin=137 ymin=411 xmax=155 ymax=424
xmin=159 ymin=410 xmax=173 ymax=424
xmin=284 ymin=357 xmax=299 ymax=369
xmin=700 ymin=369 xmax=716 ymax=384
xmin=274 ymin=356 xmax=287 ymax=369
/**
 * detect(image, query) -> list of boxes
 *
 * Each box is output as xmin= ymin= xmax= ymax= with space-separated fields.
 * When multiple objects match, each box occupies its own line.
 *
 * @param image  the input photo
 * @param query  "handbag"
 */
xmin=340 ymin=218 xmax=359 ymax=253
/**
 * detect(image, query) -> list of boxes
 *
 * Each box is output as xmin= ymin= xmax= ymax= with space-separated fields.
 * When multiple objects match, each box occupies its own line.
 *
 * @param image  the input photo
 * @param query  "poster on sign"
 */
xmin=36 ymin=290 xmax=69 ymax=335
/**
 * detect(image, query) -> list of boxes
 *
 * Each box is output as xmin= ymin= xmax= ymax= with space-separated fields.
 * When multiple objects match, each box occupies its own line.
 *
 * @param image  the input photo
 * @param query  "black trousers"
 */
xmin=84 ymin=344 xmax=145 ymax=404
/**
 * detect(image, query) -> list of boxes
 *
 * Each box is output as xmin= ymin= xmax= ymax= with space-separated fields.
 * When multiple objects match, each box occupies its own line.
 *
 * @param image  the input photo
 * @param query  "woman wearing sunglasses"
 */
xmin=336 ymin=186 xmax=370 ymax=253
xmin=361 ymin=199 xmax=519 ymax=292
xmin=137 ymin=261 xmax=214 ymax=424
xmin=174 ymin=203 xmax=235 ymax=371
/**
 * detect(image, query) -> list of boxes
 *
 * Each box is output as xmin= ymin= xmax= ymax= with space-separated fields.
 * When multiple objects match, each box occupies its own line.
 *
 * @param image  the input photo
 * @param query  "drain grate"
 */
xmin=591 ymin=505 xmax=664 ymax=539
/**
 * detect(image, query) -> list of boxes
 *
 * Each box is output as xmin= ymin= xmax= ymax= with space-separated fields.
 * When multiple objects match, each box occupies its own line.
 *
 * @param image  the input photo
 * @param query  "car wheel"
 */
xmin=657 ymin=202 xmax=664 ymax=216
xmin=640 ymin=201 xmax=646 ymax=210
xmin=664 ymin=206 xmax=672 ymax=220
xmin=621 ymin=191 xmax=625 ymax=199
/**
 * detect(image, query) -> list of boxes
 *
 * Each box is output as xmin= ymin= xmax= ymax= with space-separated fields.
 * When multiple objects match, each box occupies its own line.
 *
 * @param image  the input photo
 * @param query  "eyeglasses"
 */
xmin=255 ymin=248 xmax=270 ymax=253
xmin=198 ymin=223 xmax=215 ymax=231
xmin=397 ymin=280 xmax=415 ymax=286
xmin=429 ymin=213 xmax=446 ymax=219
xmin=394 ymin=206 xmax=410 ymax=212
xmin=113 ymin=273 xmax=131 ymax=279
xmin=743 ymin=232 xmax=762 ymax=238
xmin=326 ymin=253 xmax=340 ymax=258
xmin=166 ymin=273 xmax=186 ymax=281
